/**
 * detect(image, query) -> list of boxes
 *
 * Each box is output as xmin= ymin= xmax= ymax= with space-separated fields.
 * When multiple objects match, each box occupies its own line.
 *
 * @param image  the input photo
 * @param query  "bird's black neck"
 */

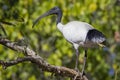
xmin=56 ymin=10 xmax=62 ymax=24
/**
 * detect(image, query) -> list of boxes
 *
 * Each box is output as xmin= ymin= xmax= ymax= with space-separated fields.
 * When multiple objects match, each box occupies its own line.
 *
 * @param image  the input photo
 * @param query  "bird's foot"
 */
xmin=80 ymin=72 xmax=86 ymax=80
xmin=73 ymin=68 xmax=81 ymax=80
xmin=74 ymin=67 xmax=80 ymax=72
xmin=73 ymin=72 xmax=80 ymax=80
xmin=81 ymin=71 xmax=85 ymax=77
xmin=73 ymin=67 xmax=86 ymax=80
xmin=73 ymin=70 xmax=86 ymax=80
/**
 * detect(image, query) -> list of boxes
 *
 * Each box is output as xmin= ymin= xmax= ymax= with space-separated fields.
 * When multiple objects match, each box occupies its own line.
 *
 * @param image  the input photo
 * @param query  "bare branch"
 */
xmin=0 ymin=37 xmax=35 ymax=56
xmin=0 ymin=37 xmax=88 ymax=80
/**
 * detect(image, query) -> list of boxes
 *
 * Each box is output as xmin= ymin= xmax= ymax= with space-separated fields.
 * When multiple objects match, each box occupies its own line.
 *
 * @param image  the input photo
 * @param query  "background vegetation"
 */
xmin=0 ymin=0 xmax=120 ymax=80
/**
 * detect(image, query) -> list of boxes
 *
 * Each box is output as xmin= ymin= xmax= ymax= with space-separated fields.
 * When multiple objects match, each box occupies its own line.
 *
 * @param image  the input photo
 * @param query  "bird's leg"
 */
xmin=75 ymin=49 xmax=80 ymax=72
xmin=73 ymin=49 xmax=81 ymax=80
xmin=81 ymin=49 xmax=87 ymax=76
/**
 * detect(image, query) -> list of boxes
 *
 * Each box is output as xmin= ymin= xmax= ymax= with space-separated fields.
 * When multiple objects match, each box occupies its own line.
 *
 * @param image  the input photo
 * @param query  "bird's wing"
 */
xmin=85 ymin=29 xmax=106 ymax=44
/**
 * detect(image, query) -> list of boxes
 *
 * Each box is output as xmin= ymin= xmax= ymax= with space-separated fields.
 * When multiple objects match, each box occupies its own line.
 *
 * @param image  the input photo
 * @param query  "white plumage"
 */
xmin=57 ymin=21 xmax=105 ymax=48
xmin=57 ymin=21 xmax=93 ymax=46
xmin=33 ymin=7 xmax=106 ymax=76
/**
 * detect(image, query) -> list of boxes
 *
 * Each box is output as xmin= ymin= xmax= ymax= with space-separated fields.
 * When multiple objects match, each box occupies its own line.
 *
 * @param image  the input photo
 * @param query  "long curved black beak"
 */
xmin=32 ymin=6 xmax=61 ymax=28
xmin=32 ymin=11 xmax=52 ymax=28
xmin=32 ymin=7 xmax=62 ymax=28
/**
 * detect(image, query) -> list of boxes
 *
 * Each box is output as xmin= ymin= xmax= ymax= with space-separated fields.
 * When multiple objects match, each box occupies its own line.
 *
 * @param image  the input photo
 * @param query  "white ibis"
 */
xmin=32 ymin=6 xmax=106 ymax=76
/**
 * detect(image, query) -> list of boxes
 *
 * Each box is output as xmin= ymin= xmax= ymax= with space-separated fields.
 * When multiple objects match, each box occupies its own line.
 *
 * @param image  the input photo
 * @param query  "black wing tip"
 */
xmin=86 ymin=29 xmax=106 ymax=43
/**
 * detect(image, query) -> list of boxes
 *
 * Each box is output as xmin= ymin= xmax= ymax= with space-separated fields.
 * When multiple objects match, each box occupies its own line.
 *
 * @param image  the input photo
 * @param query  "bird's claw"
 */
xmin=81 ymin=71 xmax=85 ymax=77
xmin=73 ymin=72 xmax=80 ymax=80
xmin=74 ymin=67 xmax=79 ymax=72
xmin=73 ymin=70 xmax=85 ymax=80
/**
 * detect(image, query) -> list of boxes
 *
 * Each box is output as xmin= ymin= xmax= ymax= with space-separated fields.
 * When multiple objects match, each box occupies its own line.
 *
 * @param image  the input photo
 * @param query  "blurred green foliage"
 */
xmin=0 ymin=0 xmax=120 ymax=80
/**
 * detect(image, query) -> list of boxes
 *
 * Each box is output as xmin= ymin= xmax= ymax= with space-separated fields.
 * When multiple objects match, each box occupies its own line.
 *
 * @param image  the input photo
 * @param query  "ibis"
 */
xmin=32 ymin=6 xmax=106 ymax=76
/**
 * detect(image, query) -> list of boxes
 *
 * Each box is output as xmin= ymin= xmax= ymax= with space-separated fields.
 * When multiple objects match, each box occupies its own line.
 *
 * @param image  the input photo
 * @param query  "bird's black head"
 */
xmin=32 ymin=6 xmax=62 ymax=28
xmin=48 ymin=6 xmax=62 ymax=15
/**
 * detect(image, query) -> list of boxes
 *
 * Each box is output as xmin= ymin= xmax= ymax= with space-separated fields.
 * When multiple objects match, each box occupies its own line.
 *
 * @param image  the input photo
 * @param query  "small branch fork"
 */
xmin=0 ymin=37 xmax=88 ymax=80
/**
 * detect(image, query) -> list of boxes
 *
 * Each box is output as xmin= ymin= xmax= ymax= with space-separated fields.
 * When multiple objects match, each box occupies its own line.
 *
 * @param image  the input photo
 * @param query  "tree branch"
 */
xmin=0 ymin=37 xmax=88 ymax=80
